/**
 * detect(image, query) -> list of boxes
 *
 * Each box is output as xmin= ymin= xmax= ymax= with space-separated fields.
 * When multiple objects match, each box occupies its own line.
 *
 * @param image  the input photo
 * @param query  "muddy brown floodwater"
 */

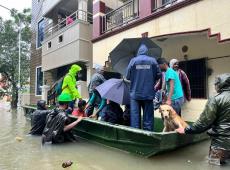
xmin=0 ymin=103 xmax=229 ymax=170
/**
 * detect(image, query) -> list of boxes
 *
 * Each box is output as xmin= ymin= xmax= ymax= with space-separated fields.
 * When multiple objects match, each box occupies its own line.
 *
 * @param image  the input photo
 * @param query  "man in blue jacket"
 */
xmin=126 ymin=44 xmax=161 ymax=131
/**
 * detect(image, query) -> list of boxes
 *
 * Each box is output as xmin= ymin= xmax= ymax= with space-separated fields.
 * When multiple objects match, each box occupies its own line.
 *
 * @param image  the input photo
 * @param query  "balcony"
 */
xmin=44 ymin=10 xmax=92 ymax=40
xmin=42 ymin=0 xmax=92 ymax=19
xmin=102 ymin=0 xmax=138 ymax=33
xmin=41 ymin=10 xmax=92 ymax=71
xmin=95 ymin=0 xmax=191 ymax=38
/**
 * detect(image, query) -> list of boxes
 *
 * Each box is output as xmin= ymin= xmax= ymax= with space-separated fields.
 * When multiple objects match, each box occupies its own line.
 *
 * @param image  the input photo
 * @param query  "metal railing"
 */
xmin=43 ymin=10 xmax=93 ymax=40
xmin=152 ymin=0 xmax=186 ymax=11
xmin=102 ymin=0 xmax=138 ymax=33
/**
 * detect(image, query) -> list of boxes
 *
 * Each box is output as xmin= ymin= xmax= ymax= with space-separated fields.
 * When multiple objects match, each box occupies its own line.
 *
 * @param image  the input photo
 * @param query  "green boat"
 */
xmin=22 ymin=105 xmax=209 ymax=157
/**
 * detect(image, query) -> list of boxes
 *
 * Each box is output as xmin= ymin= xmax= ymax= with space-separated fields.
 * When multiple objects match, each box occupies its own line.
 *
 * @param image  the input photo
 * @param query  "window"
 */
xmin=162 ymin=0 xmax=171 ymax=5
xmin=35 ymin=66 xmax=44 ymax=96
xmin=179 ymin=58 xmax=207 ymax=98
xmin=58 ymin=35 xmax=63 ymax=43
xmin=47 ymin=41 xmax=51 ymax=49
xmin=37 ymin=19 xmax=45 ymax=48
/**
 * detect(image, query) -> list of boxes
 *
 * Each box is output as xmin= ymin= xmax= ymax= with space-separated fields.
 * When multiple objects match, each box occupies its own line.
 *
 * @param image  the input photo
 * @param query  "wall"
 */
xmin=30 ymin=31 xmax=42 ymax=104
xmin=42 ymin=22 xmax=92 ymax=71
xmin=92 ymin=0 xmax=230 ymax=120
xmin=30 ymin=0 xmax=43 ymax=104
xmin=93 ymin=0 xmax=230 ymax=66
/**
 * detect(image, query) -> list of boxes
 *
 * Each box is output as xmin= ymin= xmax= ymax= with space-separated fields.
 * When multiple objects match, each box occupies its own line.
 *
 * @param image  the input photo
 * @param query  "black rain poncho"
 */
xmin=42 ymin=108 xmax=69 ymax=144
xmin=30 ymin=100 xmax=51 ymax=135
xmin=185 ymin=73 xmax=230 ymax=150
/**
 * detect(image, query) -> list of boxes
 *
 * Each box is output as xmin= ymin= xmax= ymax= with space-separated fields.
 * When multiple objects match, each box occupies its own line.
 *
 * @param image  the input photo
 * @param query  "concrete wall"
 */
xmin=30 ymin=31 xmax=42 ymax=104
xmin=42 ymin=22 xmax=92 ymax=71
xmin=93 ymin=0 xmax=230 ymax=66
xmin=151 ymin=34 xmax=230 ymax=96
xmin=92 ymin=0 xmax=230 ymax=120
xmin=30 ymin=0 xmax=43 ymax=104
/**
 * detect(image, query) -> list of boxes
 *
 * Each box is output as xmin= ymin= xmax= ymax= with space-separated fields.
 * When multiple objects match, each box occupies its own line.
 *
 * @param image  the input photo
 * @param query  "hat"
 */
xmin=169 ymin=59 xmax=179 ymax=68
xmin=93 ymin=63 xmax=104 ymax=72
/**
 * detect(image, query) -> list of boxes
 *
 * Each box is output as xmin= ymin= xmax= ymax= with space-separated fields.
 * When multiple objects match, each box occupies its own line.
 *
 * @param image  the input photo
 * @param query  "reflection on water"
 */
xmin=0 ymin=103 xmax=229 ymax=170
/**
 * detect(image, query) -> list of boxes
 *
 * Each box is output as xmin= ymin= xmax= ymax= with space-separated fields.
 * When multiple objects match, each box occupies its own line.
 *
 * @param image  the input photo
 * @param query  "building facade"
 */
xmin=92 ymin=0 xmax=230 ymax=120
xmin=30 ymin=0 xmax=93 ymax=104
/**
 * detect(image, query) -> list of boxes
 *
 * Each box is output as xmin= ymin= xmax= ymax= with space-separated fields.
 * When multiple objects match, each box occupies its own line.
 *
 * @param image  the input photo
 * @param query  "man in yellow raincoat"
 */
xmin=61 ymin=64 xmax=82 ymax=110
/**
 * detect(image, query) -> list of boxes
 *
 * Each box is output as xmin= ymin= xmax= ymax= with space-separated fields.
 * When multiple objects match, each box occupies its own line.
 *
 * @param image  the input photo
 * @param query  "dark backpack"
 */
xmin=55 ymin=74 xmax=73 ymax=96
xmin=55 ymin=77 xmax=64 ymax=96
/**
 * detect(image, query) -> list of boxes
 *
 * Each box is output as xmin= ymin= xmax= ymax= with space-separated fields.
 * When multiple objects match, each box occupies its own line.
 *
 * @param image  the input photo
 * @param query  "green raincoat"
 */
xmin=62 ymin=65 xmax=82 ymax=100
xmin=185 ymin=73 xmax=230 ymax=150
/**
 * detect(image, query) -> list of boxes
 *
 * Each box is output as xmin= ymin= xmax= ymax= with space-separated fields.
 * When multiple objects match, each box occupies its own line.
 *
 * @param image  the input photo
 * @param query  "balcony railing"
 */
xmin=152 ymin=0 xmax=186 ymax=11
xmin=102 ymin=0 xmax=138 ymax=33
xmin=44 ymin=10 xmax=92 ymax=40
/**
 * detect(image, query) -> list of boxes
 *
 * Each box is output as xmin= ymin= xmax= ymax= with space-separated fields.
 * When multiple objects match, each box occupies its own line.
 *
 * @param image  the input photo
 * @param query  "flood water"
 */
xmin=0 ymin=102 xmax=229 ymax=170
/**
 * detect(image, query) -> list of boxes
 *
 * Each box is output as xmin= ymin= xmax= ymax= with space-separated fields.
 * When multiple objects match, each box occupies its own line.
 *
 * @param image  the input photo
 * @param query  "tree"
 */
xmin=0 ymin=9 xmax=31 ymax=108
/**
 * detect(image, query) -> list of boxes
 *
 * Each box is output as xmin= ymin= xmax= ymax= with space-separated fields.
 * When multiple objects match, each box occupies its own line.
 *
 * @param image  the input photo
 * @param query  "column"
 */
xmin=139 ymin=0 xmax=153 ymax=19
xmin=93 ymin=0 xmax=105 ymax=39
xmin=78 ymin=0 xmax=88 ymax=21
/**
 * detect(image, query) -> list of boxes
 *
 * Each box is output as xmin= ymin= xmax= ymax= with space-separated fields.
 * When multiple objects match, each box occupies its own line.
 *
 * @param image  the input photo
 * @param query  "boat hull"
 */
xmin=23 ymin=106 xmax=209 ymax=157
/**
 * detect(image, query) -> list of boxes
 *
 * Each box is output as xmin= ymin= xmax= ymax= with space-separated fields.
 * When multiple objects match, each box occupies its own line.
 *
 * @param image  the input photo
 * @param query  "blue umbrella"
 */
xmin=96 ymin=78 xmax=130 ymax=105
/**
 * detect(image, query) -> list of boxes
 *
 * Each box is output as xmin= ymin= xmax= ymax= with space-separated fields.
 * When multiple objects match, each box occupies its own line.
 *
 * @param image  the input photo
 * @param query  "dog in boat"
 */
xmin=159 ymin=104 xmax=188 ymax=132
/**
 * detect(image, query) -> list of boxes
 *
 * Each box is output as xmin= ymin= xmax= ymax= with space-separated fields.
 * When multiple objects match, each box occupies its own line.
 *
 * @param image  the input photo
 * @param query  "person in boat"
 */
xmin=157 ymin=58 xmax=184 ymax=116
xmin=123 ymin=105 xmax=130 ymax=126
xmin=87 ymin=64 xmax=106 ymax=116
xmin=85 ymin=89 xmax=106 ymax=119
xmin=169 ymin=59 xmax=191 ymax=102
xmin=61 ymin=64 xmax=82 ymax=112
xmin=176 ymin=73 xmax=230 ymax=165
xmin=100 ymin=100 xmax=124 ymax=124
xmin=126 ymin=43 xmax=161 ymax=131
xmin=30 ymin=100 xmax=52 ymax=135
xmin=42 ymin=93 xmax=83 ymax=144
xmin=88 ymin=64 xmax=106 ymax=97
xmin=72 ymin=99 xmax=87 ymax=117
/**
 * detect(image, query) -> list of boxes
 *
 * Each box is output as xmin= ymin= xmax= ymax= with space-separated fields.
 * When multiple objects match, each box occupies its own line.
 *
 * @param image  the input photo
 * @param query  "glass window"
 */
xmin=37 ymin=19 xmax=45 ymax=48
xmin=35 ymin=66 xmax=43 ymax=95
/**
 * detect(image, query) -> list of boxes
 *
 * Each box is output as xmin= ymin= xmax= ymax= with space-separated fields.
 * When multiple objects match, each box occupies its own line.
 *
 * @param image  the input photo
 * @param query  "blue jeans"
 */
xmin=66 ymin=100 xmax=76 ymax=114
xmin=171 ymin=97 xmax=184 ymax=116
xmin=130 ymin=99 xmax=154 ymax=131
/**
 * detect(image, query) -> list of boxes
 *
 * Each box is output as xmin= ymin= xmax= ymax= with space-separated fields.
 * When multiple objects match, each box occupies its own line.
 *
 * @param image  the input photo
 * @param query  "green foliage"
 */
xmin=0 ymin=8 xmax=31 ymax=108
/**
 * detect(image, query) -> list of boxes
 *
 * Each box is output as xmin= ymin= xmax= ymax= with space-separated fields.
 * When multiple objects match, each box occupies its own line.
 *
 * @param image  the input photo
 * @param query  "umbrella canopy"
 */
xmin=109 ymin=38 xmax=162 ymax=75
xmin=96 ymin=78 xmax=130 ymax=105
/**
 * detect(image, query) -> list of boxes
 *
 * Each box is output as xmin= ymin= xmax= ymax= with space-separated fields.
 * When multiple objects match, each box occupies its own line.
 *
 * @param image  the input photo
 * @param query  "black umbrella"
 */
xmin=109 ymin=38 xmax=162 ymax=76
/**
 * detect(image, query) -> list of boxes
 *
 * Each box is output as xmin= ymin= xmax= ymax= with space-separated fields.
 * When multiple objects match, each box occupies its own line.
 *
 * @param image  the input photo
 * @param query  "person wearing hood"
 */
xmin=126 ymin=44 xmax=161 ymax=131
xmin=30 ymin=100 xmax=52 ymax=135
xmin=176 ymin=73 xmax=230 ymax=165
xmin=88 ymin=64 xmax=106 ymax=97
xmin=86 ymin=64 xmax=106 ymax=116
xmin=170 ymin=59 xmax=191 ymax=102
xmin=61 ymin=64 xmax=82 ymax=111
